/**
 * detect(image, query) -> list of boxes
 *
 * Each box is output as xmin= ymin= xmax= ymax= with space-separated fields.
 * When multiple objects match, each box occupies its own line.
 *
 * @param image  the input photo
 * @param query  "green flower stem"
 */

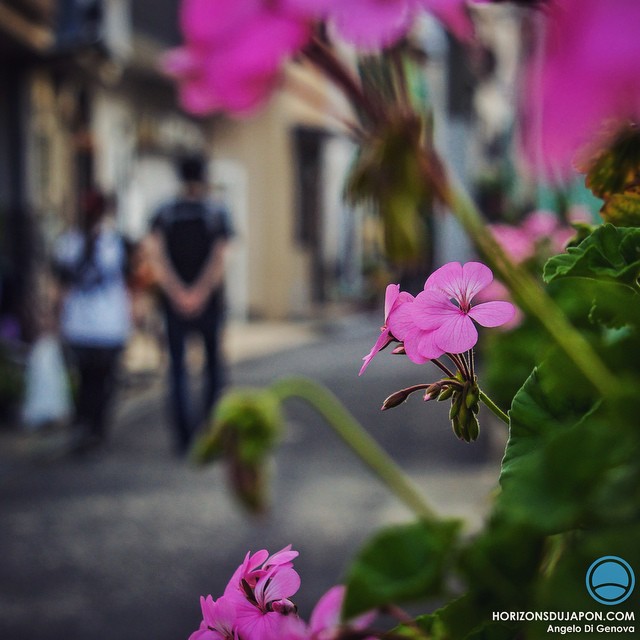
xmin=269 ymin=376 xmax=438 ymax=522
xmin=445 ymin=182 xmax=619 ymax=400
xmin=479 ymin=389 xmax=509 ymax=425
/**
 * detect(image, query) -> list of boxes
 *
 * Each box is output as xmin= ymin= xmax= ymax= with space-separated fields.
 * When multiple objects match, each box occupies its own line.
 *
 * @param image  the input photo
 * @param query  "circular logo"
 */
xmin=586 ymin=556 xmax=635 ymax=605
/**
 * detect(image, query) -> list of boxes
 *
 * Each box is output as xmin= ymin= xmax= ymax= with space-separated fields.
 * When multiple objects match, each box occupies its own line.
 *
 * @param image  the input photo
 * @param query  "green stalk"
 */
xmin=479 ymin=389 xmax=509 ymax=425
xmin=269 ymin=376 xmax=437 ymax=522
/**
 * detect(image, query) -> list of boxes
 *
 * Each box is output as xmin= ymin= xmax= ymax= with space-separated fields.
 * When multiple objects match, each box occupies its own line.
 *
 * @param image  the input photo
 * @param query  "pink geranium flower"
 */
xmin=412 ymin=262 xmax=515 ymax=354
xmin=234 ymin=566 xmax=302 ymax=640
xmin=359 ymin=284 xmax=413 ymax=374
xmin=189 ymin=595 xmax=237 ymax=640
xmin=225 ymin=545 xmax=299 ymax=594
xmin=522 ymin=0 xmax=640 ymax=172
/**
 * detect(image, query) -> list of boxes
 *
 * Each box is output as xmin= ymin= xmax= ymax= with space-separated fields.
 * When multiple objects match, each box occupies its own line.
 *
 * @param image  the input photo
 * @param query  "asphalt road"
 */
xmin=0 ymin=314 xmax=504 ymax=640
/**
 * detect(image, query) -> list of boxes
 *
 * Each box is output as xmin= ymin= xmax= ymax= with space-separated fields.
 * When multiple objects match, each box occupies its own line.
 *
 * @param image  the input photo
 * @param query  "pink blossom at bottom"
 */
xmin=308 ymin=585 xmax=376 ymax=639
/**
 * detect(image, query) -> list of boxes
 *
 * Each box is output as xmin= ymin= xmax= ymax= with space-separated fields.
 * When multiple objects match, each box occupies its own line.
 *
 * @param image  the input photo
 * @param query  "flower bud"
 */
xmin=381 ymin=388 xmax=411 ymax=410
xmin=424 ymin=382 xmax=442 ymax=401
xmin=438 ymin=386 xmax=455 ymax=401
xmin=449 ymin=396 xmax=461 ymax=420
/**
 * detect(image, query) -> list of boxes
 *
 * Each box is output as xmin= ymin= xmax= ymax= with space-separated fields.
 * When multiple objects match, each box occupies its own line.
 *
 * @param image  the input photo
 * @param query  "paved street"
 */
xmin=0 ymin=314 xmax=504 ymax=640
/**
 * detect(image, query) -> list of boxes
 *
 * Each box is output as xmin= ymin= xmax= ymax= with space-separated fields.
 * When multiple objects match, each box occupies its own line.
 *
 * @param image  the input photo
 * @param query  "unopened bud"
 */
xmin=449 ymin=394 xmax=462 ymax=420
xmin=465 ymin=388 xmax=479 ymax=410
xmin=466 ymin=415 xmax=480 ymax=442
xmin=438 ymin=386 xmax=455 ymax=401
xmin=381 ymin=388 xmax=410 ymax=410
xmin=424 ymin=383 xmax=442 ymax=401
xmin=451 ymin=415 xmax=464 ymax=440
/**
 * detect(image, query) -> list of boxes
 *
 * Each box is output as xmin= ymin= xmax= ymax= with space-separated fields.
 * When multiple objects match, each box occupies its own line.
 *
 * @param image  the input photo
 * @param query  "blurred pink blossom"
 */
xmin=167 ymin=0 xmax=477 ymax=114
xmin=489 ymin=224 xmax=535 ymax=264
xmin=522 ymin=210 xmax=557 ymax=238
xmin=286 ymin=0 xmax=475 ymax=49
xmin=523 ymin=0 xmax=640 ymax=172
xmin=163 ymin=0 xmax=310 ymax=114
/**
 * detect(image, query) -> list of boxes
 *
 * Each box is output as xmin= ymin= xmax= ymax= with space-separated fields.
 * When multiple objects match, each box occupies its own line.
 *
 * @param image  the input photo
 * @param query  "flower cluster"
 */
xmin=189 ymin=546 xmax=375 ymax=640
xmin=489 ymin=208 xmax=589 ymax=266
xmin=360 ymin=262 xmax=514 ymax=440
xmin=360 ymin=261 xmax=514 ymax=373
xmin=164 ymin=0 xmax=476 ymax=115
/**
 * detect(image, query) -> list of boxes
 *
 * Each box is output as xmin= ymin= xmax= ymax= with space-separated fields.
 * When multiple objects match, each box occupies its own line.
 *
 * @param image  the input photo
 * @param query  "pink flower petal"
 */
xmin=255 ymin=567 xmax=301 ymax=606
xmin=309 ymin=585 xmax=377 ymax=636
xmin=359 ymin=329 xmax=392 ymax=375
xmin=180 ymin=0 xmax=262 ymax=47
xmin=329 ymin=0 xmax=415 ymax=50
xmin=309 ymin=585 xmax=344 ymax=634
xmin=384 ymin=283 xmax=401 ymax=318
xmin=522 ymin=0 xmax=640 ymax=172
xmin=409 ymin=328 xmax=444 ymax=362
xmin=490 ymin=225 xmax=535 ymax=264
xmin=522 ymin=210 xmax=558 ymax=238
xmin=459 ymin=262 xmax=494 ymax=303
xmin=426 ymin=261 xmax=495 ymax=307
xmin=264 ymin=545 xmax=299 ymax=570
xmin=235 ymin=604 xmax=299 ymax=640
xmin=386 ymin=296 xmax=417 ymax=341
xmin=467 ymin=300 xmax=515 ymax=327
xmin=424 ymin=261 xmax=462 ymax=295
xmin=412 ymin=290 xmax=460 ymax=330
xmin=433 ymin=313 xmax=478 ymax=353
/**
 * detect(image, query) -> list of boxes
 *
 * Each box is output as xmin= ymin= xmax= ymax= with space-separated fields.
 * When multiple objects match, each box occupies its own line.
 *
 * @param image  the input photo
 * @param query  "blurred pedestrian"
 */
xmin=147 ymin=155 xmax=233 ymax=454
xmin=52 ymin=189 xmax=132 ymax=454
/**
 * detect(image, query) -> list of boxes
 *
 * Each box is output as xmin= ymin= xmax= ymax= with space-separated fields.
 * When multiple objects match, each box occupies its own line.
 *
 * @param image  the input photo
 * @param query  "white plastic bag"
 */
xmin=22 ymin=334 xmax=72 ymax=430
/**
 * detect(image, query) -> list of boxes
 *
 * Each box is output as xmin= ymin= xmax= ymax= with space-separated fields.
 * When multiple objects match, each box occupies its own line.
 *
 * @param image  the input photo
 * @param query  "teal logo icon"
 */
xmin=586 ymin=556 xmax=635 ymax=605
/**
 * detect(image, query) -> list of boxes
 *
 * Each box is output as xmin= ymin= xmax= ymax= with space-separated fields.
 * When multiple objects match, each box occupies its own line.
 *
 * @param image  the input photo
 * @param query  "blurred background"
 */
xmin=0 ymin=2 xmax=599 ymax=639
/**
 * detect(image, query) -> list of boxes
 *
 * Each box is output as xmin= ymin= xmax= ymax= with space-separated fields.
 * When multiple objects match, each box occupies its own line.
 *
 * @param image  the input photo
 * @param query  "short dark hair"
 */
xmin=178 ymin=154 xmax=207 ymax=183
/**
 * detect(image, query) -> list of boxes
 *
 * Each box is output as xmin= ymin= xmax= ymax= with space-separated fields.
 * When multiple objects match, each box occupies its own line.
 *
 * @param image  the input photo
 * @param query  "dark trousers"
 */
xmin=164 ymin=301 xmax=226 ymax=451
xmin=69 ymin=345 xmax=122 ymax=442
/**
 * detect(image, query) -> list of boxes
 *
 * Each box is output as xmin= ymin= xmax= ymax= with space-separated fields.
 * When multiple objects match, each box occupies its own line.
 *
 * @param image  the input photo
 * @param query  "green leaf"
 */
xmin=414 ymin=597 xmax=517 ymax=640
xmin=543 ymin=224 xmax=640 ymax=287
xmin=342 ymin=520 xmax=461 ymax=618
xmin=499 ymin=367 xmax=593 ymax=488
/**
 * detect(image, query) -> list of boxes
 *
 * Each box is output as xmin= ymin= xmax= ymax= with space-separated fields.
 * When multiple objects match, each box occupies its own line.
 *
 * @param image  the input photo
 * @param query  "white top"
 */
xmin=54 ymin=227 xmax=131 ymax=347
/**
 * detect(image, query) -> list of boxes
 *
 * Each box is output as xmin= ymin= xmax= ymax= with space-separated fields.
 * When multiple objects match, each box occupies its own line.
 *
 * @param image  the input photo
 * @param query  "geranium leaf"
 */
xmin=342 ymin=520 xmax=460 ymax=618
xmin=543 ymin=224 xmax=640 ymax=286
